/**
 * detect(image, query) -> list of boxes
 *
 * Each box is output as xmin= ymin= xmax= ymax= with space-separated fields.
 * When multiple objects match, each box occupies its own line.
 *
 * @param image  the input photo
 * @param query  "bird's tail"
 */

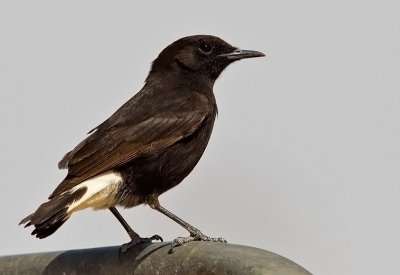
xmin=19 ymin=187 xmax=87 ymax=239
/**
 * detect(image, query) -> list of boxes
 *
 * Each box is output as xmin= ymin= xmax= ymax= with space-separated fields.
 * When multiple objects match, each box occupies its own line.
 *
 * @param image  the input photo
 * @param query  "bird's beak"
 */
xmin=218 ymin=48 xmax=265 ymax=60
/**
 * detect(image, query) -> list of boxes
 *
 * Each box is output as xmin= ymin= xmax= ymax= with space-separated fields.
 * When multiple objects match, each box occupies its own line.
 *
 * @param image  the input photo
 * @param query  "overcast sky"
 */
xmin=1 ymin=1 xmax=399 ymax=274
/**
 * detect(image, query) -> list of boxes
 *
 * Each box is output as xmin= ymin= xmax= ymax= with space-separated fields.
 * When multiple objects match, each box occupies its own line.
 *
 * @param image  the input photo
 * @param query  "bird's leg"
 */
xmin=108 ymin=206 xmax=163 ymax=253
xmin=148 ymin=198 xmax=226 ymax=252
xmin=109 ymin=206 xmax=138 ymax=240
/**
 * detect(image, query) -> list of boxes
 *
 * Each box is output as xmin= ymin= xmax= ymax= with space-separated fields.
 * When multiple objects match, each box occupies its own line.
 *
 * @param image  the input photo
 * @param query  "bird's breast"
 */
xmin=117 ymin=113 xmax=216 ymax=207
xmin=155 ymin=113 xmax=216 ymax=192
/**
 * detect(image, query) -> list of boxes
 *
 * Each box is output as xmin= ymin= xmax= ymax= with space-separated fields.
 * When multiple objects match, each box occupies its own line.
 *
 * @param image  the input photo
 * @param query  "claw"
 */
xmin=169 ymin=232 xmax=226 ymax=253
xmin=120 ymin=234 xmax=163 ymax=254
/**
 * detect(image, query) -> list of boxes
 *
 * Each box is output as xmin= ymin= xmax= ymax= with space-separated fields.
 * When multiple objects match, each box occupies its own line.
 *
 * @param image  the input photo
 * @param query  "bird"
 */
xmin=19 ymin=35 xmax=265 ymax=252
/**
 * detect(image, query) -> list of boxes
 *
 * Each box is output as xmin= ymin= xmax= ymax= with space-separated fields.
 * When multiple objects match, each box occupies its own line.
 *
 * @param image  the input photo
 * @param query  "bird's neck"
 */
xmin=144 ymin=71 xmax=217 ymax=116
xmin=145 ymin=70 xmax=215 ymax=91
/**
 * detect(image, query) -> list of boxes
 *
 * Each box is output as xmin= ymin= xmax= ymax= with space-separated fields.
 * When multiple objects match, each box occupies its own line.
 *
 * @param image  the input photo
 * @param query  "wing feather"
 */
xmin=49 ymin=111 xmax=206 ymax=198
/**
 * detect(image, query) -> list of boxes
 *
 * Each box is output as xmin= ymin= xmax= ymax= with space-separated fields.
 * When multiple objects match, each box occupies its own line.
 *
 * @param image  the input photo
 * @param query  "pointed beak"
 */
xmin=218 ymin=48 xmax=265 ymax=60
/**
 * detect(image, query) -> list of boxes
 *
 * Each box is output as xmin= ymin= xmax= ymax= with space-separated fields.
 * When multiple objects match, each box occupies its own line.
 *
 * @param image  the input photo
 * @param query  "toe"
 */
xmin=120 ymin=233 xmax=163 ymax=253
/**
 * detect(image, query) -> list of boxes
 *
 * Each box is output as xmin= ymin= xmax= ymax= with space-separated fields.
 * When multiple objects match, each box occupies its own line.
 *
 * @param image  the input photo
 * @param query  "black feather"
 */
xmin=20 ymin=187 xmax=87 ymax=238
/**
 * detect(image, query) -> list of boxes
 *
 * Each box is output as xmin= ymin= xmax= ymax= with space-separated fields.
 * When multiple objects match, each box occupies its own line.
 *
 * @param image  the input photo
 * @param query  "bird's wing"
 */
xmin=49 ymin=110 xmax=207 ymax=198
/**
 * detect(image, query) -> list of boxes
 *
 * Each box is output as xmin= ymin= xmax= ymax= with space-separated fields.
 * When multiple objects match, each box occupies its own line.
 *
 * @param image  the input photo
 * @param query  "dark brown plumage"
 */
xmin=20 ymin=35 xmax=264 ymax=251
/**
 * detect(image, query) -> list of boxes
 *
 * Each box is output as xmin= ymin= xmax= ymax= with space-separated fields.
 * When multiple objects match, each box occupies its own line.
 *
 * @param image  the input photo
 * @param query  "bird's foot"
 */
xmin=170 ymin=230 xmax=226 ymax=253
xmin=120 ymin=234 xmax=163 ymax=253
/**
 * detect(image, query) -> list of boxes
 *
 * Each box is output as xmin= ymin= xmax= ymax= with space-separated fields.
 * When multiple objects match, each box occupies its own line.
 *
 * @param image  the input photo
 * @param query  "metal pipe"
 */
xmin=0 ymin=242 xmax=311 ymax=274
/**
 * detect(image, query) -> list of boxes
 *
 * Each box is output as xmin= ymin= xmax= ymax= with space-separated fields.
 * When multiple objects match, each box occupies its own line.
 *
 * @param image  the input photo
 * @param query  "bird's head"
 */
xmin=147 ymin=35 xmax=265 ymax=86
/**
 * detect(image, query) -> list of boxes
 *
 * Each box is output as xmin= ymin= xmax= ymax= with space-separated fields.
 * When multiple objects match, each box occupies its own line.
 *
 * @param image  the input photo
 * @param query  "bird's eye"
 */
xmin=198 ymin=40 xmax=212 ymax=54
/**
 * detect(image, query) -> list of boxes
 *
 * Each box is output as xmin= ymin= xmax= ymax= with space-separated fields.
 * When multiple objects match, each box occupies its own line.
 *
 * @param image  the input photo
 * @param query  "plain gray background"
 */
xmin=1 ymin=1 xmax=399 ymax=274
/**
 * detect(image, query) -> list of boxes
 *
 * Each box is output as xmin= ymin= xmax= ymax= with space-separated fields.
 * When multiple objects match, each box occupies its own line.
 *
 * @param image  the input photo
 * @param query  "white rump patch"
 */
xmin=66 ymin=171 xmax=123 ymax=213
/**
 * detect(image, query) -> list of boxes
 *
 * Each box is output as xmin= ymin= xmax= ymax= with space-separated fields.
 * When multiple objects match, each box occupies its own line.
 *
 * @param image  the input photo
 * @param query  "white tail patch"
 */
xmin=66 ymin=171 xmax=123 ymax=214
